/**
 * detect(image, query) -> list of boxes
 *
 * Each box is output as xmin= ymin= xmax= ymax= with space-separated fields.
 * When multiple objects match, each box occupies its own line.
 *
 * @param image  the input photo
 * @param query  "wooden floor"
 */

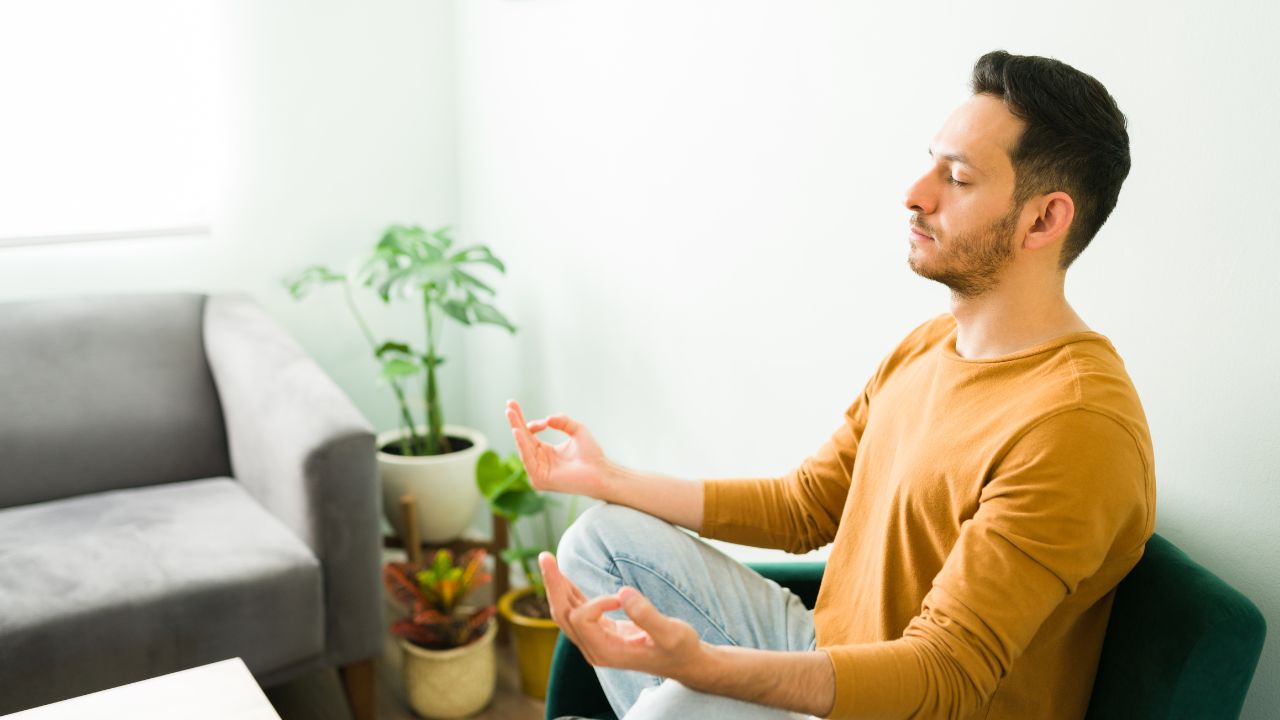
xmin=264 ymin=553 xmax=547 ymax=720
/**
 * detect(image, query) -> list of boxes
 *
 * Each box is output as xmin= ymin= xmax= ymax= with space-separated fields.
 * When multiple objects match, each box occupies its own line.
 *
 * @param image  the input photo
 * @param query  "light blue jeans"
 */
xmin=556 ymin=502 xmax=820 ymax=719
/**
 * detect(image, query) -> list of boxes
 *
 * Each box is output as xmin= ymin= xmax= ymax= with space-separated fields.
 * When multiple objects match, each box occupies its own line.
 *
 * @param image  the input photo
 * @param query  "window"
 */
xmin=0 ymin=0 xmax=217 ymax=247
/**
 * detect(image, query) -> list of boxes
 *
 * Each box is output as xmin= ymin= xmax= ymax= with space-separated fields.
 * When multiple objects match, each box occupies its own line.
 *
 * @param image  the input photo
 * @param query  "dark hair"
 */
xmin=970 ymin=50 xmax=1131 ymax=270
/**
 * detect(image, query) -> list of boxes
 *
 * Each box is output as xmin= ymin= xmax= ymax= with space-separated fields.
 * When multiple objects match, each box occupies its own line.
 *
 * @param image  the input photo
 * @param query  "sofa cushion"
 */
xmin=0 ymin=293 xmax=231 ymax=509
xmin=0 ymin=478 xmax=324 ymax=714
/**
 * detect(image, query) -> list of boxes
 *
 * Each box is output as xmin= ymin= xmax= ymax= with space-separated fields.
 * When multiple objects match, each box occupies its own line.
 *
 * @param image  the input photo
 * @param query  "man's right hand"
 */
xmin=505 ymin=399 xmax=611 ymax=500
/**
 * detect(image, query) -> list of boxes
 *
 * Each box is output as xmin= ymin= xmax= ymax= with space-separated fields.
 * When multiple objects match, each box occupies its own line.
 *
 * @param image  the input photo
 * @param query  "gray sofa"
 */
xmin=0 ymin=292 xmax=382 ymax=716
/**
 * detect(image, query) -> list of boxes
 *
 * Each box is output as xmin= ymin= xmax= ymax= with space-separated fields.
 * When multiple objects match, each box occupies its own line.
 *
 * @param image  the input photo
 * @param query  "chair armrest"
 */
xmin=749 ymin=561 xmax=826 ymax=610
xmin=203 ymin=293 xmax=381 ymax=666
xmin=546 ymin=634 xmax=614 ymax=720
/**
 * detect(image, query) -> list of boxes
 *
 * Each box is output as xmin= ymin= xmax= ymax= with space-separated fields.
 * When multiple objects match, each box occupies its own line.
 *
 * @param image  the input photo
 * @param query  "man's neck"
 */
xmin=949 ymin=275 xmax=1091 ymax=360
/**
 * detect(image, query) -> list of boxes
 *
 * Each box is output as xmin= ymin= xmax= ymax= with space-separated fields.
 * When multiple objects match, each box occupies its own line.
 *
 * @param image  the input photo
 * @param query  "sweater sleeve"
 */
xmin=820 ymin=409 xmax=1152 ymax=719
xmin=699 ymin=379 xmax=872 ymax=555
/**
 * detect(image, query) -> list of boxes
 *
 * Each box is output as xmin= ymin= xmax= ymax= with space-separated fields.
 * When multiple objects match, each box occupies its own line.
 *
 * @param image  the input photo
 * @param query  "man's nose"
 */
xmin=903 ymin=172 xmax=936 ymax=215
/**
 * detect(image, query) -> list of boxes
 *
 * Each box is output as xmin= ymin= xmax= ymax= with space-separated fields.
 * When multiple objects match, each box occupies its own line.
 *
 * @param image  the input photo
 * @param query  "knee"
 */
xmin=556 ymin=502 xmax=661 ymax=568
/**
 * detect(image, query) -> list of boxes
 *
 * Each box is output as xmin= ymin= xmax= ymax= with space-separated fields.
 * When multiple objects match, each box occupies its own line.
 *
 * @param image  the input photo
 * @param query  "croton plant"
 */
xmin=383 ymin=548 xmax=497 ymax=650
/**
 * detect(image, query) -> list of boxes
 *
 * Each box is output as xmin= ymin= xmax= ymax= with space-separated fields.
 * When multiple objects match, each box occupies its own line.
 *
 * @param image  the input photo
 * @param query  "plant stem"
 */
xmin=507 ymin=520 xmax=543 ymax=598
xmin=543 ymin=503 xmax=555 ymax=555
xmin=393 ymin=380 xmax=422 ymax=454
xmin=422 ymin=290 xmax=449 ymax=455
xmin=566 ymin=495 xmax=579 ymax=528
xmin=344 ymin=279 xmax=421 ymax=453
xmin=342 ymin=279 xmax=379 ymax=350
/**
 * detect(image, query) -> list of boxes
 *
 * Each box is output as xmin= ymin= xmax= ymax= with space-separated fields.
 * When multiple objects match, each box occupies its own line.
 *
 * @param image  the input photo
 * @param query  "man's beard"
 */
xmin=907 ymin=204 xmax=1020 ymax=300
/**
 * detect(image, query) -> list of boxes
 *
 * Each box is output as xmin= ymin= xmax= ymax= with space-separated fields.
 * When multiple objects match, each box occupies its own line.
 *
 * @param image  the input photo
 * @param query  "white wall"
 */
xmin=452 ymin=1 xmax=1280 ymax=716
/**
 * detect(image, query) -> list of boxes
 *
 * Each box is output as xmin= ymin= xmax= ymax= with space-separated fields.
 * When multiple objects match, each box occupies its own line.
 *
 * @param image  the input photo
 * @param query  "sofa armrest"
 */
xmin=203 ymin=293 xmax=381 ymax=667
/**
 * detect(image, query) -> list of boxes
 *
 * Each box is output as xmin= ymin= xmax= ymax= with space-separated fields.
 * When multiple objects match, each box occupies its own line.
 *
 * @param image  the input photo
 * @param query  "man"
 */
xmin=505 ymin=49 xmax=1154 ymax=719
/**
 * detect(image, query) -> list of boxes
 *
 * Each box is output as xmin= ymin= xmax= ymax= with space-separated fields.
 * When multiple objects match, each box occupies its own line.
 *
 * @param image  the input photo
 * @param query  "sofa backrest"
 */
xmin=0 ymin=293 xmax=231 ymax=508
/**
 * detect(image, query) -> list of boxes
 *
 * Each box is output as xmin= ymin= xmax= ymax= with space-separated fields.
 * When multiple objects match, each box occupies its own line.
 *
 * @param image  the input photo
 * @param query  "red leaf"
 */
xmin=383 ymin=562 xmax=424 ymax=608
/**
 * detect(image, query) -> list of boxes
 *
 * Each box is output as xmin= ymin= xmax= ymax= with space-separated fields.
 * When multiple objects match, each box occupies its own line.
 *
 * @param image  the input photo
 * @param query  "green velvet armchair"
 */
xmin=544 ymin=534 xmax=1266 ymax=720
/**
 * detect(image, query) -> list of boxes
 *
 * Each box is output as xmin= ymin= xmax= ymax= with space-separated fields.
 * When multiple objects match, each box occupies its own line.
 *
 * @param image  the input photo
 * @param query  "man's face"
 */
xmin=903 ymin=94 xmax=1027 ymax=298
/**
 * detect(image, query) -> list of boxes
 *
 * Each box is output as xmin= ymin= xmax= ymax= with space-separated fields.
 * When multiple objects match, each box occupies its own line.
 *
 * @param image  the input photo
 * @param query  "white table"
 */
xmin=3 ymin=658 xmax=283 ymax=720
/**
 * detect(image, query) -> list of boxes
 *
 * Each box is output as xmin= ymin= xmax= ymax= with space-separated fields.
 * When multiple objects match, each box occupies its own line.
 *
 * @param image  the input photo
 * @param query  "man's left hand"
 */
xmin=538 ymin=551 xmax=707 ymax=683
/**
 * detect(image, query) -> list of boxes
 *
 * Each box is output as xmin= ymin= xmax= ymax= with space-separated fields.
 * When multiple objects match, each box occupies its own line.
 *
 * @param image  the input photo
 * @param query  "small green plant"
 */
xmin=285 ymin=224 xmax=517 ymax=456
xmin=475 ymin=450 xmax=579 ymax=613
xmin=383 ymin=548 xmax=497 ymax=650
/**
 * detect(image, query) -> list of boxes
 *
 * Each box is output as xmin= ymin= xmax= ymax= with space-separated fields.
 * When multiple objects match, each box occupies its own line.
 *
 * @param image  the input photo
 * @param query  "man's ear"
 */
xmin=1024 ymin=191 xmax=1075 ymax=252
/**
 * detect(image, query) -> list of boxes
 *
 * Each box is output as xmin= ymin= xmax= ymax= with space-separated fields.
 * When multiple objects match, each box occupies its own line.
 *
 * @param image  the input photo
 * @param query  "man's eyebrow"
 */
xmin=927 ymin=147 xmax=984 ymax=175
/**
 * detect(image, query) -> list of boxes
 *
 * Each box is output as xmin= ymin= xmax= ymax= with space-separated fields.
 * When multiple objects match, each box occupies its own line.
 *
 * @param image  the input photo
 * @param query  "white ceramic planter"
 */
xmin=378 ymin=424 xmax=487 ymax=544
xmin=400 ymin=619 xmax=497 ymax=719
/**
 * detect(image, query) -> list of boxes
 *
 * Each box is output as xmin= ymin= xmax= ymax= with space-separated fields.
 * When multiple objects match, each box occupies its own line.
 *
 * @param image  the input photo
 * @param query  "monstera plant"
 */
xmin=285 ymin=224 xmax=518 ymax=543
xmin=286 ymin=224 xmax=516 ymax=455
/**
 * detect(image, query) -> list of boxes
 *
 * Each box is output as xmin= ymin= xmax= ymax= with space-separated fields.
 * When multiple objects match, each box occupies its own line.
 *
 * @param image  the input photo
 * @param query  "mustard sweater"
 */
xmin=701 ymin=314 xmax=1156 ymax=719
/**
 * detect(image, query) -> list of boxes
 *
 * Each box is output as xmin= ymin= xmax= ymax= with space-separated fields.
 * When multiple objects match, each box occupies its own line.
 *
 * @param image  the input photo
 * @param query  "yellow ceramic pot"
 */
xmin=498 ymin=587 xmax=562 ymax=699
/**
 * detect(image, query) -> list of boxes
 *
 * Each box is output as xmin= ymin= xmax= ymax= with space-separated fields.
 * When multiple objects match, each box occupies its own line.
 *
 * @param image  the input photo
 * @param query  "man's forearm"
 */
xmin=682 ymin=644 xmax=837 ymax=718
xmin=599 ymin=460 xmax=704 ymax=533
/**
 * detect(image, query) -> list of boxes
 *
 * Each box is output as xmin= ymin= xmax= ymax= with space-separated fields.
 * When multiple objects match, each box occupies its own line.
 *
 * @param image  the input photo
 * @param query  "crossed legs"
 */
xmin=556 ymin=503 xmax=818 ymax=719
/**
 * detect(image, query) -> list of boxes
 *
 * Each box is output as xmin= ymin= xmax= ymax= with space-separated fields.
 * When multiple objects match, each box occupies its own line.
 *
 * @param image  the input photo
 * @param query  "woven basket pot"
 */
xmin=400 ymin=619 xmax=497 ymax=719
